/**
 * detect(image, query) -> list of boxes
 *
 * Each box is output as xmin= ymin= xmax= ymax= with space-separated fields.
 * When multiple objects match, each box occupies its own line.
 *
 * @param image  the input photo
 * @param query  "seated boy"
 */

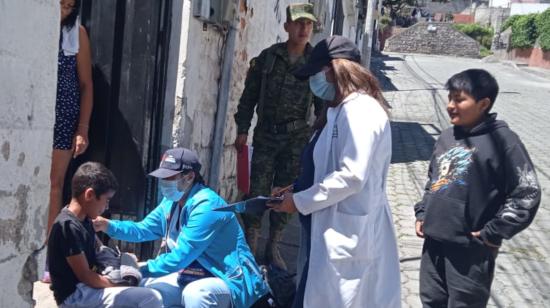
xmin=47 ymin=162 xmax=163 ymax=307
xmin=414 ymin=69 xmax=541 ymax=307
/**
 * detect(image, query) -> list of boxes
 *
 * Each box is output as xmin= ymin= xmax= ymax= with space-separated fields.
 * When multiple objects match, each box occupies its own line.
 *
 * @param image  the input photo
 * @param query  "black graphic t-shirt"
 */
xmin=414 ymin=114 xmax=541 ymax=246
xmin=47 ymin=207 xmax=97 ymax=304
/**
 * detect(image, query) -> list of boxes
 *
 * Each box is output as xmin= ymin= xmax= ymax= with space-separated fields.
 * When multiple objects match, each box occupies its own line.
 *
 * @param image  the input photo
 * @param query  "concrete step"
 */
xmin=33 ymin=281 xmax=56 ymax=308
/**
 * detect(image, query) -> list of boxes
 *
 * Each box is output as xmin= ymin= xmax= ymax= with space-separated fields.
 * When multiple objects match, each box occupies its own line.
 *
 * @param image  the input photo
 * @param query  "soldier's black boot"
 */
xmin=266 ymin=229 xmax=287 ymax=270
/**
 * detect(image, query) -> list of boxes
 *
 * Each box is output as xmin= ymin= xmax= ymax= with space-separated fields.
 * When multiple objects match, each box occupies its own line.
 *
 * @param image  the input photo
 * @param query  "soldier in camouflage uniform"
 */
xmin=234 ymin=4 xmax=322 ymax=270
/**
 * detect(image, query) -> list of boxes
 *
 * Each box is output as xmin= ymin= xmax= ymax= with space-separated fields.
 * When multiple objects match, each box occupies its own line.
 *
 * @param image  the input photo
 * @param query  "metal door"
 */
xmin=76 ymin=0 xmax=173 ymax=257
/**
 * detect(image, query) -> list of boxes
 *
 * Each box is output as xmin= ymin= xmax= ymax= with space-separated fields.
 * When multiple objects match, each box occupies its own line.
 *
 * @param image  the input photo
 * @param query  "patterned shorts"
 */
xmin=53 ymin=52 xmax=80 ymax=150
xmin=53 ymin=91 xmax=80 ymax=150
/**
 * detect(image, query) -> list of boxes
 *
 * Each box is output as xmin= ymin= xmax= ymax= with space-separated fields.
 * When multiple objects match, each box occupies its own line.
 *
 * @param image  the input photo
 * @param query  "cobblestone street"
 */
xmin=375 ymin=53 xmax=550 ymax=308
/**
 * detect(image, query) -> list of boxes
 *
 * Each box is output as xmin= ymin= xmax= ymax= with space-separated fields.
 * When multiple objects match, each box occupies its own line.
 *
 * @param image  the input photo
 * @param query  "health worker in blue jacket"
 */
xmin=93 ymin=147 xmax=268 ymax=308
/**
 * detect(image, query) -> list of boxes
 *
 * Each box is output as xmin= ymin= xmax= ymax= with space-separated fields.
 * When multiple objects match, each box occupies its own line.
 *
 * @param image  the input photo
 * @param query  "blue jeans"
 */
xmin=141 ymin=272 xmax=232 ymax=308
xmin=61 ymin=283 xmax=163 ymax=308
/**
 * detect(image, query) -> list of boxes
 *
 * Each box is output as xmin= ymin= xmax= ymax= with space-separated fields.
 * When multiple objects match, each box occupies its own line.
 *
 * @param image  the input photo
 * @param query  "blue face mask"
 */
xmin=309 ymin=70 xmax=336 ymax=101
xmin=159 ymin=174 xmax=193 ymax=201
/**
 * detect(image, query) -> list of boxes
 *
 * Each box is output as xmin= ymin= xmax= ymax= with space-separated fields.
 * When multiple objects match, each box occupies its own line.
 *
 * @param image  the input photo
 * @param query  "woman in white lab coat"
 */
xmin=271 ymin=36 xmax=401 ymax=308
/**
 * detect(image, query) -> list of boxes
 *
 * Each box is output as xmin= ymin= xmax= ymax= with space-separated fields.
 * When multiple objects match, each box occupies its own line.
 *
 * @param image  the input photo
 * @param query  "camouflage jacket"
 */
xmin=234 ymin=42 xmax=323 ymax=135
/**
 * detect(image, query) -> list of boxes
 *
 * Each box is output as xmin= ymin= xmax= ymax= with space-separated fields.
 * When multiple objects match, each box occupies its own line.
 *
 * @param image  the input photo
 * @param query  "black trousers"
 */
xmin=419 ymin=238 xmax=498 ymax=308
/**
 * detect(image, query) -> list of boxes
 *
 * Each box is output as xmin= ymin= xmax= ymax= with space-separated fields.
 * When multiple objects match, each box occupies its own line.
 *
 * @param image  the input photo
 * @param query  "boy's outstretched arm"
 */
xmin=67 ymin=253 xmax=116 ymax=289
xmin=480 ymin=142 xmax=541 ymax=246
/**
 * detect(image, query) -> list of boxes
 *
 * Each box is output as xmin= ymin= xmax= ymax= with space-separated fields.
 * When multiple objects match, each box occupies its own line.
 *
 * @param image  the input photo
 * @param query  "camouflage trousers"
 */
xmin=241 ymin=127 xmax=311 ymax=232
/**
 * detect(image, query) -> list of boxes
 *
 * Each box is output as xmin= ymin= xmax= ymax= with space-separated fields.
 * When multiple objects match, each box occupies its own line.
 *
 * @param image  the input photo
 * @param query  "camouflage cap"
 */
xmin=286 ymin=3 xmax=317 ymax=22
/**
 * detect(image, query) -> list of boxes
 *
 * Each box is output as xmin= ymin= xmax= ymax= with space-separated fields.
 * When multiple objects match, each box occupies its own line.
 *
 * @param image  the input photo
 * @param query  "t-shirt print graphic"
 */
xmin=431 ymin=145 xmax=475 ymax=192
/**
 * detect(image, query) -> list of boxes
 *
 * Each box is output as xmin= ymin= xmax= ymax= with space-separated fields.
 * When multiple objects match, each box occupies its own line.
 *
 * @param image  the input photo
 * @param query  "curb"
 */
xmin=496 ymin=59 xmax=550 ymax=80
xmin=520 ymin=67 xmax=550 ymax=80
xmin=499 ymin=60 xmax=519 ymax=70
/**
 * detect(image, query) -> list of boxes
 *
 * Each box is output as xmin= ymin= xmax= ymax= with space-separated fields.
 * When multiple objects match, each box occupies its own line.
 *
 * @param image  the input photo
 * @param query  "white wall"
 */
xmin=475 ymin=7 xmax=510 ymax=28
xmin=511 ymin=3 xmax=550 ymax=15
xmin=341 ymin=0 xmax=359 ymax=41
xmin=311 ymin=0 xmax=335 ymax=44
xmin=170 ymin=0 xmax=333 ymax=201
xmin=0 ymin=1 xmax=59 ymax=307
xmin=171 ymin=0 xmax=226 ymax=185
xmin=220 ymin=0 xmax=314 ymax=200
xmin=161 ymin=0 xmax=186 ymax=151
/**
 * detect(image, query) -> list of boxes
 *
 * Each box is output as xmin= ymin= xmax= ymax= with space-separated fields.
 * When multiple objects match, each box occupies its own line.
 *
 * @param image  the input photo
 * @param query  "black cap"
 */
xmin=149 ymin=147 xmax=202 ymax=179
xmin=293 ymin=35 xmax=361 ymax=80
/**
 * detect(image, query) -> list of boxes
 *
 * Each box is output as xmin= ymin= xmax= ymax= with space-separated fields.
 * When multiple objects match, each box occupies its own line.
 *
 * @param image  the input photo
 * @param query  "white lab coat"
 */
xmin=293 ymin=92 xmax=401 ymax=308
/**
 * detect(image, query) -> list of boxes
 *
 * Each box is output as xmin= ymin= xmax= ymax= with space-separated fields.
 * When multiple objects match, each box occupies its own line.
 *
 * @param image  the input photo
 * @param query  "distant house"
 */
xmin=510 ymin=1 xmax=550 ymax=15
xmin=489 ymin=0 xmax=550 ymax=14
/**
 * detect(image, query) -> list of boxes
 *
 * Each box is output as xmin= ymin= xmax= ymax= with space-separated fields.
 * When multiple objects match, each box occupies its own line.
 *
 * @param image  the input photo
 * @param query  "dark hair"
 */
xmin=445 ymin=69 xmax=499 ymax=113
xmin=180 ymin=169 xmax=206 ymax=186
xmin=62 ymin=0 xmax=82 ymax=30
xmin=192 ymin=171 xmax=206 ymax=185
xmin=71 ymin=162 xmax=118 ymax=198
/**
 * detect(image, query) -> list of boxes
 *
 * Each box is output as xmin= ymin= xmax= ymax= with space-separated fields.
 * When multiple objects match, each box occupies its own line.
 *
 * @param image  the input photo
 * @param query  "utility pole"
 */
xmin=374 ymin=0 xmax=384 ymax=52
xmin=362 ymin=0 xmax=377 ymax=69
xmin=491 ymin=8 xmax=505 ymax=52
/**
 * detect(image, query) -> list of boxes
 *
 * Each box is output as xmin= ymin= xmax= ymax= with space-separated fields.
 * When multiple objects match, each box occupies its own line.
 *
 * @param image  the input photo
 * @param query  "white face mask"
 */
xmin=159 ymin=173 xmax=194 ymax=201
xmin=309 ymin=70 xmax=336 ymax=101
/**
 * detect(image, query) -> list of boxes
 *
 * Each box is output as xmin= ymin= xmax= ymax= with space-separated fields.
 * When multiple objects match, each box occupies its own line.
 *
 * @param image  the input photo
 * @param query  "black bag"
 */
xmin=177 ymin=260 xmax=214 ymax=288
xmin=264 ymin=264 xmax=296 ymax=308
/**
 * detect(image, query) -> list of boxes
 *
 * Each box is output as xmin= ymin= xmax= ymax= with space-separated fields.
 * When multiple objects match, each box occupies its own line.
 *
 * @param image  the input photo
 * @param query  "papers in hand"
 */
xmin=215 ymin=196 xmax=283 ymax=215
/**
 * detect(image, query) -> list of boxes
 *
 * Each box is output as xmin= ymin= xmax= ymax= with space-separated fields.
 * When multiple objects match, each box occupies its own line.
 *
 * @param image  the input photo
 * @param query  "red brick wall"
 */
xmin=528 ymin=48 xmax=550 ymax=69
xmin=453 ymin=14 xmax=474 ymax=24
xmin=512 ymin=48 xmax=533 ymax=64
xmin=508 ymin=47 xmax=550 ymax=69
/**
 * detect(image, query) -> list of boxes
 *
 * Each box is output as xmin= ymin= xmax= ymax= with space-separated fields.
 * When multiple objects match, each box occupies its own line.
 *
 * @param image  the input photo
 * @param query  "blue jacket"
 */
xmin=106 ymin=184 xmax=268 ymax=308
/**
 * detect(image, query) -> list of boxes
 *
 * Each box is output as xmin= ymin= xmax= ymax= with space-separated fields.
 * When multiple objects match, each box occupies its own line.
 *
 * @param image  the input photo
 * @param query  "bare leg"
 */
xmin=46 ymin=149 xmax=73 ymax=236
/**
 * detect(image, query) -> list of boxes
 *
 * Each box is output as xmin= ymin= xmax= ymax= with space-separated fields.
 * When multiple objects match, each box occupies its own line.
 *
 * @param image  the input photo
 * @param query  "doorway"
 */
xmin=73 ymin=0 xmax=173 ymax=257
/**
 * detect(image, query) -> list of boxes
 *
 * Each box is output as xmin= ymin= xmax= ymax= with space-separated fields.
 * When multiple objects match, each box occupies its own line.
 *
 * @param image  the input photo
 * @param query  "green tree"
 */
xmin=453 ymin=23 xmax=494 ymax=49
xmin=501 ymin=15 xmax=520 ymax=32
xmin=535 ymin=8 xmax=550 ymax=51
xmin=510 ymin=14 xmax=538 ymax=49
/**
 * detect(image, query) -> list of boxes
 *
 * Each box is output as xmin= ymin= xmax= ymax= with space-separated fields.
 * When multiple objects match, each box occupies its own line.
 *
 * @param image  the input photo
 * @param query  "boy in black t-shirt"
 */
xmin=47 ymin=162 xmax=163 ymax=307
